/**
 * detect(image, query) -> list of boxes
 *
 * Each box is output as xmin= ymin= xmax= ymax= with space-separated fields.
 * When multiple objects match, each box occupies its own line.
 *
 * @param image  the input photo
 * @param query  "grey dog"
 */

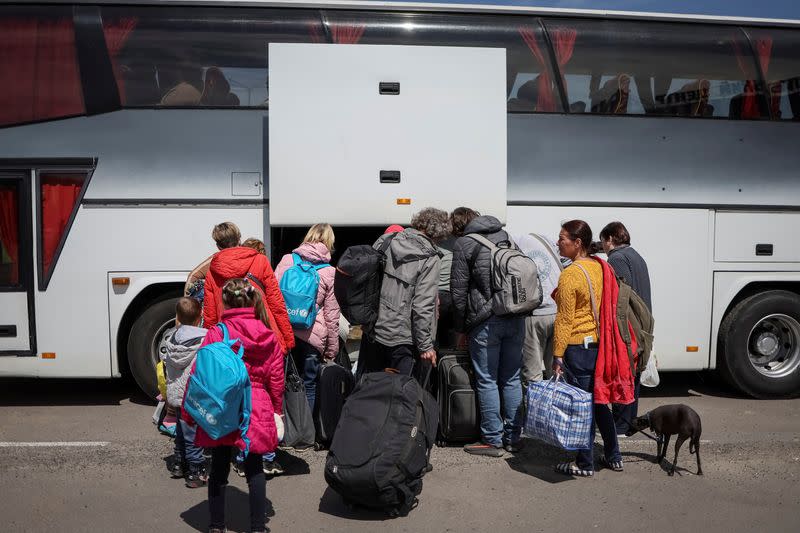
xmin=627 ymin=404 xmax=703 ymax=476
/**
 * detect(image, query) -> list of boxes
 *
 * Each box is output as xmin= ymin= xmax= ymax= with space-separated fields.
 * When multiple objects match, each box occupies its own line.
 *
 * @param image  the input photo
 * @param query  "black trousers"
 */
xmin=208 ymin=447 xmax=266 ymax=531
xmin=613 ymin=376 xmax=641 ymax=434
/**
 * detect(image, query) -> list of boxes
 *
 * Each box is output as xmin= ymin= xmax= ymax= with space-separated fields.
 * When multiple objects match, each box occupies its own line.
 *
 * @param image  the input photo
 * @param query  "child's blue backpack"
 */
xmin=183 ymin=323 xmax=252 ymax=454
xmin=279 ymin=253 xmax=329 ymax=330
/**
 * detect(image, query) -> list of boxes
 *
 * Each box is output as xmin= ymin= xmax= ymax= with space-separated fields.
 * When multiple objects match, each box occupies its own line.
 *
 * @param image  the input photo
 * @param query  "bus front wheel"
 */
xmin=718 ymin=290 xmax=800 ymax=399
xmin=127 ymin=297 xmax=179 ymax=399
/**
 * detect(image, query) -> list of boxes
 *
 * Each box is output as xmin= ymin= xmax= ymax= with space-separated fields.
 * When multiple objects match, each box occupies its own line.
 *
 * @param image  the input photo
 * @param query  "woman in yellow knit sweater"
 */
xmin=552 ymin=220 xmax=622 ymax=477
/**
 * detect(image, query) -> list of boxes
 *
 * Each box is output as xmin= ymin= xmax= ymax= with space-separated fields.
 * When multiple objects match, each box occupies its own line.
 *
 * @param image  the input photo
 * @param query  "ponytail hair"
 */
xmin=221 ymin=278 xmax=272 ymax=330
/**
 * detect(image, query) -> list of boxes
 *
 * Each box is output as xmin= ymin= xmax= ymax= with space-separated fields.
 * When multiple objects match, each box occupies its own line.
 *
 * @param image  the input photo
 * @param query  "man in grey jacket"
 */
xmin=370 ymin=208 xmax=450 ymax=378
xmin=515 ymin=233 xmax=564 ymax=384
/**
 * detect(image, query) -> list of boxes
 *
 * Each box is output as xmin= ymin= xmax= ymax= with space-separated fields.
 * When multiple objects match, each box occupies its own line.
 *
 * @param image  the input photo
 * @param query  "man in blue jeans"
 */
xmin=451 ymin=213 xmax=527 ymax=456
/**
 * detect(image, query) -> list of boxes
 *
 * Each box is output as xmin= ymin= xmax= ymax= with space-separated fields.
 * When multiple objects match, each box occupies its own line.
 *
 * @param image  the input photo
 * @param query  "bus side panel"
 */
xmin=715 ymin=212 xmax=800 ymax=263
xmin=0 ymin=206 xmax=263 ymax=378
xmin=506 ymin=206 xmax=713 ymax=371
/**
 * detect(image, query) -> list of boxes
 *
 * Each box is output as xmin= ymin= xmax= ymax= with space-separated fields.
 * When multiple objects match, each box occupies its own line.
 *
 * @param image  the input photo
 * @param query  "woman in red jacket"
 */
xmin=202 ymin=222 xmax=295 ymax=354
xmin=194 ymin=278 xmax=284 ymax=533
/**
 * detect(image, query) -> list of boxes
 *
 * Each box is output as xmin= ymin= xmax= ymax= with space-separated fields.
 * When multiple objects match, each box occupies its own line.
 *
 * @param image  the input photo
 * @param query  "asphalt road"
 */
xmin=0 ymin=373 xmax=798 ymax=533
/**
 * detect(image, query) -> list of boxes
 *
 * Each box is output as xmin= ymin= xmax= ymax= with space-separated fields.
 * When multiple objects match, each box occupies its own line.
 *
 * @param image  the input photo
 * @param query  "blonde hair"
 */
xmin=212 ymin=222 xmax=241 ymax=249
xmin=221 ymin=278 xmax=271 ymax=329
xmin=302 ymin=223 xmax=335 ymax=252
xmin=242 ymin=238 xmax=265 ymax=255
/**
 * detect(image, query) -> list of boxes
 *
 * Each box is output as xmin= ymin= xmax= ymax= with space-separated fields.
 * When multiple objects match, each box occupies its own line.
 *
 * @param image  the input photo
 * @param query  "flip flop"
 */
xmin=555 ymin=462 xmax=594 ymax=477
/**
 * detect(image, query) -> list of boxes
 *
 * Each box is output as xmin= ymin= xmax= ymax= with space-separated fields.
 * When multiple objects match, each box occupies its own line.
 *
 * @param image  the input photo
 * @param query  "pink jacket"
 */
xmin=275 ymin=242 xmax=340 ymax=359
xmin=190 ymin=308 xmax=285 ymax=455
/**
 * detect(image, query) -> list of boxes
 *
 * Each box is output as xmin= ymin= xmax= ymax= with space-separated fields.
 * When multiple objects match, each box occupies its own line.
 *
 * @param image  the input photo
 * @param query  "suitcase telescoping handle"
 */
xmin=383 ymin=362 xmax=433 ymax=390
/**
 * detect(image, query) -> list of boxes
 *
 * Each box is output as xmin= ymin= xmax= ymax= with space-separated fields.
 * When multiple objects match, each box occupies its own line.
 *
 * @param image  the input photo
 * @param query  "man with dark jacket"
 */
xmin=369 ymin=208 xmax=450 ymax=378
xmin=600 ymin=221 xmax=652 ymax=436
xmin=451 ymin=214 xmax=526 ymax=457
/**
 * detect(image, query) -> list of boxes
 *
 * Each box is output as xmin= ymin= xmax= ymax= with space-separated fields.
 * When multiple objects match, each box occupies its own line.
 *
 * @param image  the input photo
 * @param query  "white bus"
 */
xmin=1 ymin=1 xmax=798 ymax=399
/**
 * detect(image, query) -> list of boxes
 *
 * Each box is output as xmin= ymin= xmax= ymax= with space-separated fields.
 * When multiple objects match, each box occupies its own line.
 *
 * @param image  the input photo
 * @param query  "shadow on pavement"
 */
xmin=317 ymin=486 xmax=392 ymax=521
xmin=274 ymin=449 xmax=311 ymax=476
xmin=639 ymin=371 xmax=747 ymax=400
xmin=0 ymin=376 xmax=152 ymax=407
xmin=180 ymin=486 xmax=274 ymax=532
xmin=621 ymin=450 xmax=699 ymax=477
xmin=504 ymin=440 xmax=576 ymax=484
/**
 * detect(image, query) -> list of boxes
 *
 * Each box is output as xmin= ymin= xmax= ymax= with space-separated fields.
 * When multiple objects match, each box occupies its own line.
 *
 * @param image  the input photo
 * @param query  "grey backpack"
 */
xmin=467 ymin=234 xmax=543 ymax=316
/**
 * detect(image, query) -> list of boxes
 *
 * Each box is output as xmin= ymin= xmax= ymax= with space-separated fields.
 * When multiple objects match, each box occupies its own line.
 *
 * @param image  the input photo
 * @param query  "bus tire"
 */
xmin=718 ymin=290 xmax=800 ymax=399
xmin=127 ymin=297 xmax=180 ymax=399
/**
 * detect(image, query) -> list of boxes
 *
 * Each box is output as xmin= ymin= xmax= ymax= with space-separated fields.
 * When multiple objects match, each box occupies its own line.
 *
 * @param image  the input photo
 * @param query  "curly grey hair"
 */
xmin=411 ymin=207 xmax=451 ymax=243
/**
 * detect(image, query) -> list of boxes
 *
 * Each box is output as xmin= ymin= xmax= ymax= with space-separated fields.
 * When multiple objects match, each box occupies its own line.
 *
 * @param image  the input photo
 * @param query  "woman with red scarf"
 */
xmin=552 ymin=220 xmax=635 ymax=477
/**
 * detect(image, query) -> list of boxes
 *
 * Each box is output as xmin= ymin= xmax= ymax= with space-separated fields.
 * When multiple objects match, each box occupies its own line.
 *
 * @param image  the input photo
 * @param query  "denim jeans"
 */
xmin=293 ymin=338 xmax=322 ymax=414
xmin=174 ymin=408 xmax=204 ymax=465
xmin=209 ymin=446 xmax=265 ymax=531
xmin=562 ymin=345 xmax=622 ymax=470
xmin=468 ymin=315 xmax=525 ymax=447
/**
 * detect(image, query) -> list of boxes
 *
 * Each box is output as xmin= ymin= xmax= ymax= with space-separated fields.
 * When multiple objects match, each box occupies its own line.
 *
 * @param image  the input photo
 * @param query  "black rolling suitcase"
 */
xmin=324 ymin=369 xmax=438 ymax=517
xmin=436 ymin=350 xmax=480 ymax=446
xmin=314 ymin=348 xmax=355 ymax=447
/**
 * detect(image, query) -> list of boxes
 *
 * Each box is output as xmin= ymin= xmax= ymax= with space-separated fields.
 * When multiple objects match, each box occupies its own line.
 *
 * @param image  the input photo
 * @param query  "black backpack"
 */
xmin=324 ymin=370 xmax=438 ymax=517
xmin=334 ymin=234 xmax=397 ymax=326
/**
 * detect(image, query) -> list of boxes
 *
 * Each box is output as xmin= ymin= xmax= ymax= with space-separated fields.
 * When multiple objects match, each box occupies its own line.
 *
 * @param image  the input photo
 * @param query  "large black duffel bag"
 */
xmin=324 ymin=370 xmax=438 ymax=516
xmin=333 ymin=234 xmax=396 ymax=327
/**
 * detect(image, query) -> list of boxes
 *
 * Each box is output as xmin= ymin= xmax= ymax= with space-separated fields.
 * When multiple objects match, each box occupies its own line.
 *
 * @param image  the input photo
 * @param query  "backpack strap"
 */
xmin=245 ymin=272 xmax=265 ymax=293
xmin=217 ymin=322 xmax=244 ymax=358
xmin=574 ymin=262 xmax=600 ymax=340
xmin=530 ymin=233 xmax=563 ymax=272
xmin=379 ymin=232 xmax=399 ymax=254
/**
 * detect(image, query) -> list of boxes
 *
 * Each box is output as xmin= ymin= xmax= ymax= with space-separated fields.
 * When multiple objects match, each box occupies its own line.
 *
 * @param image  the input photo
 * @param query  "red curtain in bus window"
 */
xmin=731 ymin=37 xmax=765 ymax=119
xmin=518 ymin=27 xmax=558 ymax=112
xmin=102 ymin=17 xmax=138 ymax=105
xmin=519 ymin=26 xmax=576 ymax=111
xmin=330 ymin=23 xmax=366 ymax=44
xmin=0 ymin=17 xmax=83 ymax=127
xmin=0 ymin=188 xmax=20 ymax=285
xmin=40 ymin=177 xmax=83 ymax=279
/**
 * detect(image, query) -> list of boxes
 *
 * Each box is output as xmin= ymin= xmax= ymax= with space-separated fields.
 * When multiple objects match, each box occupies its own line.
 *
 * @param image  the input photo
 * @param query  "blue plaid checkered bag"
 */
xmin=524 ymin=376 xmax=592 ymax=450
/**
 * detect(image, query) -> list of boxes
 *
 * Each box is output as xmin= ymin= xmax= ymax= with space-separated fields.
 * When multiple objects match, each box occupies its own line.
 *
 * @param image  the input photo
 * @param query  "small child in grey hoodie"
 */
xmin=164 ymin=297 xmax=208 ymax=488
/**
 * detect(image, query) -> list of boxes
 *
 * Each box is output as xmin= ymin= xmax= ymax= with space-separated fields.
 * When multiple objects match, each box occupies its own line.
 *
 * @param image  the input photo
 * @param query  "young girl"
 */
xmin=192 ymin=278 xmax=284 ymax=533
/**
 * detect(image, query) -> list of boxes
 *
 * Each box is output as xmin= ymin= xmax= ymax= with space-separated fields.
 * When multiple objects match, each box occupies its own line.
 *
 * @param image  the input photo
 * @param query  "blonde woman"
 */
xmin=275 ymin=223 xmax=340 ymax=416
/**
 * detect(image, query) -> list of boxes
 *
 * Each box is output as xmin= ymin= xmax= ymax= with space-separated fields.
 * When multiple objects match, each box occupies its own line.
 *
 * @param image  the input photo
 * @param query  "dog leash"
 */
xmin=616 ymin=413 xmax=661 ymax=443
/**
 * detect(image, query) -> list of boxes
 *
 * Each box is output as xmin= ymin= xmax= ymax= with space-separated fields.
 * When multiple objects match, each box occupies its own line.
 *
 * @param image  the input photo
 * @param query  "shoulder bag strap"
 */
xmin=466 ymin=233 xmax=498 ymax=251
xmin=379 ymin=232 xmax=399 ymax=255
xmin=530 ymin=233 xmax=563 ymax=272
xmin=245 ymin=272 xmax=265 ymax=293
xmin=574 ymin=262 xmax=600 ymax=339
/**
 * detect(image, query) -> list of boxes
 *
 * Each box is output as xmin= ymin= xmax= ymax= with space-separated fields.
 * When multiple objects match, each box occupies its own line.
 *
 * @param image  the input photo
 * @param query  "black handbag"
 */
xmin=282 ymin=352 xmax=315 ymax=448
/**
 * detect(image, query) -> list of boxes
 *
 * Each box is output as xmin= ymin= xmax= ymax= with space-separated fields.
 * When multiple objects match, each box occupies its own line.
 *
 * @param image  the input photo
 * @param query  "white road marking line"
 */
xmin=0 ymin=441 xmax=110 ymax=447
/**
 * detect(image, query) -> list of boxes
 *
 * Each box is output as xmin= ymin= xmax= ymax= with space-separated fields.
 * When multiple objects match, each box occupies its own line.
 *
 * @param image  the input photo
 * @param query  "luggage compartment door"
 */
xmin=269 ymin=43 xmax=507 ymax=226
xmin=0 ymin=174 xmax=34 ymax=354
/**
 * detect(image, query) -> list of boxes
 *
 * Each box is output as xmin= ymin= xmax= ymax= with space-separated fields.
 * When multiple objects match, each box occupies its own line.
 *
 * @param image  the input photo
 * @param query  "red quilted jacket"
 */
xmin=202 ymin=247 xmax=295 ymax=354
xmin=593 ymin=256 xmax=636 ymax=405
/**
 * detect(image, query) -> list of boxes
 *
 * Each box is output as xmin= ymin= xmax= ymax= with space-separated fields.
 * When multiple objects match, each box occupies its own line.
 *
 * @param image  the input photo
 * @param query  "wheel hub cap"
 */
xmin=747 ymin=314 xmax=800 ymax=378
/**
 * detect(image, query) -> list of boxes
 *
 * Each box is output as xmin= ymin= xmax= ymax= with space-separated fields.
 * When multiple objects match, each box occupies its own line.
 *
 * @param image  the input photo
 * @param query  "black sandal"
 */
xmin=555 ymin=462 xmax=594 ymax=477
xmin=600 ymin=456 xmax=624 ymax=472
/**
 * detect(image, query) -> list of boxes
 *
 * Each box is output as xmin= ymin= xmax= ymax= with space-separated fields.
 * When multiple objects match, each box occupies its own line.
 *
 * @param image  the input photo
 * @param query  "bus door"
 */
xmin=0 ymin=173 xmax=34 ymax=355
xmin=268 ymin=43 xmax=507 ymax=226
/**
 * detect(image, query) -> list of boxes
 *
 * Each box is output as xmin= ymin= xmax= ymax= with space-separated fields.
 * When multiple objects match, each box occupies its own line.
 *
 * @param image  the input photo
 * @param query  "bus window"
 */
xmin=543 ymin=18 xmax=767 ymax=119
xmin=38 ymin=172 xmax=88 ymax=288
xmin=744 ymin=27 xmax=800 ymax=120
xmin=0 ymin=6 xmax=84 ymax=128
xmin=275 ymin=10 xmax=560 ymax=112
xmin=100 ymin=6 xmax=322 ymax=108
xmin=0 ymin=183 xmax=20 ymax=287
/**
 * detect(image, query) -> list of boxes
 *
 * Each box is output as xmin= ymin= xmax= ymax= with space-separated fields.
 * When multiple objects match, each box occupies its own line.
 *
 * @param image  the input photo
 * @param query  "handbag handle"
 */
xmin=574 ymin=262 xmax=600 ymax=340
